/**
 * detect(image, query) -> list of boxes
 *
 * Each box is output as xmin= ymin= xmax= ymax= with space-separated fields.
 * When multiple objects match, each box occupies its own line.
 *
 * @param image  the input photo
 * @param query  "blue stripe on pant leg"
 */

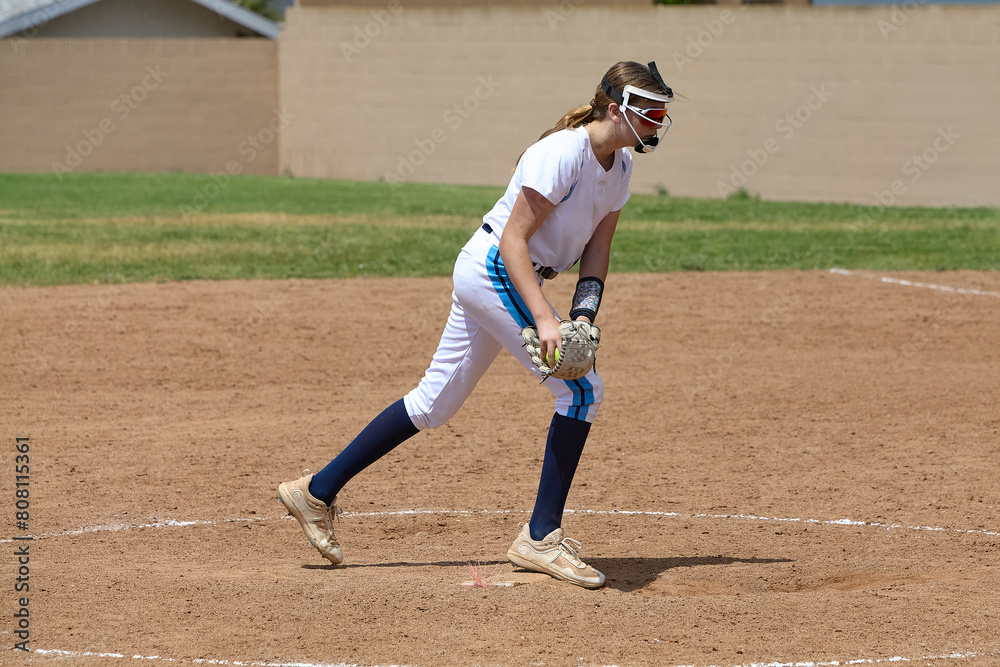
xmin=561 ymin=376 xmax=593 ymax=421
xmin=486 ymin=245 xmax=534 ymax=328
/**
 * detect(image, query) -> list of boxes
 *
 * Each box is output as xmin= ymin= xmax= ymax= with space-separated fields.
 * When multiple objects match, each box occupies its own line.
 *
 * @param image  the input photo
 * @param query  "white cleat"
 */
xmin=507 ymin=523 xmax=605 ymax=589
xmin=278 ymin=470 xmax=343 ymax=565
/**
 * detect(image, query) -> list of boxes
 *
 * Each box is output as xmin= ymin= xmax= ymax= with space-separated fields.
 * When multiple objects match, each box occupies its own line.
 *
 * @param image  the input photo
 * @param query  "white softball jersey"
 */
xmin=403 ymin=128 xmax=633 ymax=430
xmin=482 ymin=127 xmax=633 ymax=272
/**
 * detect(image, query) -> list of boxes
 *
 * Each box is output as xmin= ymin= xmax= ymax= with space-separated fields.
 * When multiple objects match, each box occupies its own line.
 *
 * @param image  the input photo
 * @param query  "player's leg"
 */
xmin=306 ymin=397 xmax=418 ymax=504
xmin=505 ymin=369 xmax=604 ymax=587
xmin=280 ymin=252 xmax=503 ymax=565
xmin=462 ymin=241 xmax=605 ymax=518
xmin=310 ymin=265 xmax=504 ymax=499
xmin=504 ymin=374 xmax=606 ymax=588
xmin=402 ymin=292 xmax=503 ymax=431
xmin=528 ymin=411 xmax=591 ymax=538
xmin=460 ymin=236 xmax=605 ymax=587
xmin=279 ymin=396 xmax=420 ymax=566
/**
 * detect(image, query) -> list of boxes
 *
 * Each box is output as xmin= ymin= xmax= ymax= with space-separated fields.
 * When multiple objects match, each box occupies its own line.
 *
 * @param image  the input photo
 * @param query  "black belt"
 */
xmin=534 ymin=264 xmax=558 ymax=280
xmin=481 ymin=223 xmax=557 ymax=280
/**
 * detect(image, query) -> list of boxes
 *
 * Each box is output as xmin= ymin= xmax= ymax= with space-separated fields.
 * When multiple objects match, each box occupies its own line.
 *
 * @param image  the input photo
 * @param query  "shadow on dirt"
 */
xmin=303 ymin=555 xmax=792 ymax=593
xmin=591 ymin=556 xmax=794 ymax=592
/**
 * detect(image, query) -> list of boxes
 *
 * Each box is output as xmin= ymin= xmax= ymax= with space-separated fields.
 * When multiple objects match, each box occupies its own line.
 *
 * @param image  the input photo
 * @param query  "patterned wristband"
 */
xmin=569 ymin=276 xmax=604 ymax=323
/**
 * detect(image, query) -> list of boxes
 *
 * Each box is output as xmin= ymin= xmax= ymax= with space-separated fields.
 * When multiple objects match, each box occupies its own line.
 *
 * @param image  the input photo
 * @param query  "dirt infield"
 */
xmin=2 ymin=270 xmax=999 ymax=667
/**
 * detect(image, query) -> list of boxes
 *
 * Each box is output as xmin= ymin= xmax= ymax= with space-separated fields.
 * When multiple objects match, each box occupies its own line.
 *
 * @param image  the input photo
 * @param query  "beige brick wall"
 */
xmin=280 ymin=4 xmax=1000 ymax=207
xmin=0 ymin=39 xmax=280 ymax=176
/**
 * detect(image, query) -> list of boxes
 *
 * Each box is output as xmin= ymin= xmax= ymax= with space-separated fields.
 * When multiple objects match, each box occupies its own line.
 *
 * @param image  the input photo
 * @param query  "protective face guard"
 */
xmin=601 ymin=61 xmax=674 ymax=154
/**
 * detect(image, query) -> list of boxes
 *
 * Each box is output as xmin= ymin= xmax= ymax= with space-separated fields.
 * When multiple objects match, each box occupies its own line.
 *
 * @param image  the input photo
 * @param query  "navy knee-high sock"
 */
xmin=308 ymin=398 xmax=419 ymax=505
xmin=529 ymin=413 xmax=592 ymax=541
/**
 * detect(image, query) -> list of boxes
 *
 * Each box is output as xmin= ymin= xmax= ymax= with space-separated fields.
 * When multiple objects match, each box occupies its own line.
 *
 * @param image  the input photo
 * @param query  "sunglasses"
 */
xmin=626 ymin=105 xmax=672 ymax=129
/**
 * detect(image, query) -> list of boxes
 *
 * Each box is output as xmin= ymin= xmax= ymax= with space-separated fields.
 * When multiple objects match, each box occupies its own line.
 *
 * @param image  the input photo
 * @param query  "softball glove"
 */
xmin=520 ymin=320 xmax=601 ymax=382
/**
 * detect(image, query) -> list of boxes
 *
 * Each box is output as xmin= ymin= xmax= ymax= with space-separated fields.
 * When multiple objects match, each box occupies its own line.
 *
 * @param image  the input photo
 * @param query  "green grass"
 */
xmin=0 ymin=172 xmax=501 ymax=220
xmin=0 ymin=172 xmax=996 ymax=286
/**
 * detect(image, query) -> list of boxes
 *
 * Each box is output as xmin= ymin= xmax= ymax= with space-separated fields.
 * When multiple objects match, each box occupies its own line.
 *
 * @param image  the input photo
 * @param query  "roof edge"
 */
xmin=187 ymin=0 xmax=280 ymax=39
xmin=0 ymin=0 xmax=103 ymax=39
xmin=0 ymin=0 xmax=280 ymax=41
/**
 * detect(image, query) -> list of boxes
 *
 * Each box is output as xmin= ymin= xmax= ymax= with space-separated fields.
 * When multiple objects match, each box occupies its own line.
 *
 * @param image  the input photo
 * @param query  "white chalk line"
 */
xmin=829 ymin=268 xmax=1000 ymax=298
xmin=30 ymin=649 xmax=393 ymax=667
xmin=4 ymin=508 xmax=998 ymax=544
xmin=26 ymin=647 xmax=1000 ymax=667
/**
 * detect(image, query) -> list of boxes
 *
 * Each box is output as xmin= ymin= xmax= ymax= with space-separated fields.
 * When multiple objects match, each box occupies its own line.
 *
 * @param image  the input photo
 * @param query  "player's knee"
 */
xmin=403 ymin=393 xmax=454 ymax=431
xmin=554 ymin=373 xmax=603 ymax=423
xmin=408 ymin=410 xmax=449 ymax=431
xmin=577 ymin=373 xmax=604 ymax=409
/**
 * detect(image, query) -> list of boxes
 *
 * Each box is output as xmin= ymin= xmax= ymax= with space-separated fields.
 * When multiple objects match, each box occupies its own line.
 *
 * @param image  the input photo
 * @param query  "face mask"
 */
xmin=600 ymin=61 xmax=675 ymax=154
xmin=620 ymin=87 xmax=673 ymax=153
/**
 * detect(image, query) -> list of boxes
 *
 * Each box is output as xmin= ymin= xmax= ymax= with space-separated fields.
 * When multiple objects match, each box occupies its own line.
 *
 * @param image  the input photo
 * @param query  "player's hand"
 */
xmin=536 ymin=315 xmax=563 ymax=367
xmin=520 ymin=319 xmax=601 ymax=382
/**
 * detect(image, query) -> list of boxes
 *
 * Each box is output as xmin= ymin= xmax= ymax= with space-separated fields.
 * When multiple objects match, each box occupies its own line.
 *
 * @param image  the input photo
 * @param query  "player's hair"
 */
xmin=514 ymin=61 xmax=671 ymax=169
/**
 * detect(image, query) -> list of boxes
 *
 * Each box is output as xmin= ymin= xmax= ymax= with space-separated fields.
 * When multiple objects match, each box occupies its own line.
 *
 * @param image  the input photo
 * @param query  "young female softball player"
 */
xmin=279 ymin=60 xmax=674 ymax=589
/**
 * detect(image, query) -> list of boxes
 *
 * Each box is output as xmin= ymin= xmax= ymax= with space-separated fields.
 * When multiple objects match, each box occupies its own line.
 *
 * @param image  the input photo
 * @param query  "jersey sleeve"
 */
xmin=517 ymin=132 xmax=584 ymax=206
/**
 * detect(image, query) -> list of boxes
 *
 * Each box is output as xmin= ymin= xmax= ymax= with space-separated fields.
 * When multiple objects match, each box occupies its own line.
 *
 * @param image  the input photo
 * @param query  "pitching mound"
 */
xmin=2 ymin=269 xmax=998 ymax=666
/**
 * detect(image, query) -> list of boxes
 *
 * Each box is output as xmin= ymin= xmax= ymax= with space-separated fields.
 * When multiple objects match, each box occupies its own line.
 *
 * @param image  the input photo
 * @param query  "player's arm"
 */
xmin=498 ymin=186 xmax=561 ymax=360
xmin=572 ymin=209 xmax=620 ymax=324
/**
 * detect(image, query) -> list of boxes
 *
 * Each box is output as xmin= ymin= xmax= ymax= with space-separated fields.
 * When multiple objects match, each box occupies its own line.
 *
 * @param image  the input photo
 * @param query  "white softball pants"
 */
xmin=403 ymin=227 xmax=603 ymax=430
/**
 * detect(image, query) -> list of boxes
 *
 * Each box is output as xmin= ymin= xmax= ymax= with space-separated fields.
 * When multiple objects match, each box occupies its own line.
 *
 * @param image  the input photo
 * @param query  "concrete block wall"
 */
xmin=280 ymin=4 xmax=1000 ymax=206
xmin=0 ymin=39 xmax=280 ymax=176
